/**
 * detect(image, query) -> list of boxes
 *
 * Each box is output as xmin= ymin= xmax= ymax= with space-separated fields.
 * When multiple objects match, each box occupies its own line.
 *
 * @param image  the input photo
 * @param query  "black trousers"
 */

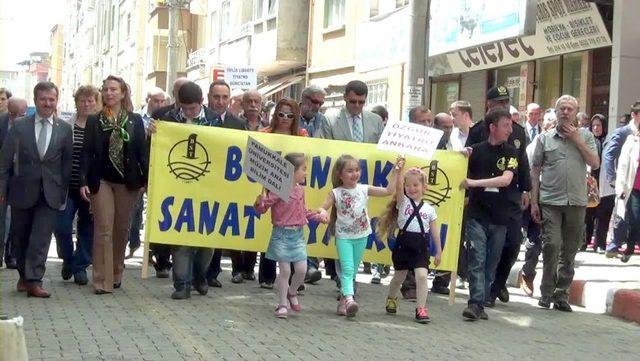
xmin=230 ymin=250 xmax=257 ymax=276
xmin=593 ymin=195 xmax=615 ymax=250
xmin=12 ymin=196 xmax=60 ymax=285
xmin=432 ymin=211 xmax=469 ymax=289
xmin=258 ymin=253 xmax=277 ymax=283
xmin=490 ymin=210 xmax=524 ymax=298
xmin=150 ymin=244 xmax=172 ymax=270
xmin=206 ymin=249 xmax=223 ymax=280
xmin=0 ymin=202 xmax=15 ymax=263
xmin=324 ymin=258 xmax=338 ymax=278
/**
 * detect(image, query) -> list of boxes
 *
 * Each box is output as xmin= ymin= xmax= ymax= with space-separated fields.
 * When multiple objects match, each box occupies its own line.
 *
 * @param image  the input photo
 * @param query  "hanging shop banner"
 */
xmin=429 ymin=0 xmax=536 ymax=56
xmin=146 ymin=122 xmax=468 ymax=272
xmin=430 ymin=0 xmax=611 ymax=76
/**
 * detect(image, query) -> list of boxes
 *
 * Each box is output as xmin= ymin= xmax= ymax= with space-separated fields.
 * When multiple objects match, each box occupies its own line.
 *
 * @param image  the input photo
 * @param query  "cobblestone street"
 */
xmin=1 ymin=249 xmax=638 ymax=361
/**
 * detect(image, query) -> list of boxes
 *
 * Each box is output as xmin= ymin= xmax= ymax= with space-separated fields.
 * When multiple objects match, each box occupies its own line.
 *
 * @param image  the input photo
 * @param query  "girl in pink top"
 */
xmin=254 ymin=153 xmax=325 ymax=319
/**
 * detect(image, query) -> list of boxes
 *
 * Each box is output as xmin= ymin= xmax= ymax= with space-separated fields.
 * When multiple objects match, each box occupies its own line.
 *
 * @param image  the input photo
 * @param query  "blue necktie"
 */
xmin=530 ymin=127 xmax=537 ymax=140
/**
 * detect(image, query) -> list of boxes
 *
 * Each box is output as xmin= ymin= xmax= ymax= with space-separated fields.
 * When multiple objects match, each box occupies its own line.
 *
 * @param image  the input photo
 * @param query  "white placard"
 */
xmin=243 ymin=136 xmax=294 ymax=200
xmin=377 ymin=121 xmax=444 ymax=160
xmin=224 ymin=66 xmax=257 ymax=90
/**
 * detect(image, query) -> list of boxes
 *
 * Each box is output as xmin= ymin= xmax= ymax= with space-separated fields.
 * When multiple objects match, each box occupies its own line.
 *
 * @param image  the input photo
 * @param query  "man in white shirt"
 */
xmin=450 ymin=100 xmax=473 ymax=150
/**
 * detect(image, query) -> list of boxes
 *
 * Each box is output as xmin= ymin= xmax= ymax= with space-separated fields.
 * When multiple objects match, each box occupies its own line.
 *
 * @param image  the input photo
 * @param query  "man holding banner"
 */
xmin=150 ymin=81 xmax=223 ymax=299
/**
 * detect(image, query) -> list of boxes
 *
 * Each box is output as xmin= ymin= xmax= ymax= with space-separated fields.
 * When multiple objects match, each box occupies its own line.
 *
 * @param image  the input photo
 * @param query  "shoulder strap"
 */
xmin=401 ymin=194 xmax=426 ymax=234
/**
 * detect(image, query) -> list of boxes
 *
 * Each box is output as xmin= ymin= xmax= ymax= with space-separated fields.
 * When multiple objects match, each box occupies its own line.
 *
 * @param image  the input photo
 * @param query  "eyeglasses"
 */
xmin=278 ymin=112 xmax=295 ymax=119
xmin=347 ymin=100 xmax=366 ymax=105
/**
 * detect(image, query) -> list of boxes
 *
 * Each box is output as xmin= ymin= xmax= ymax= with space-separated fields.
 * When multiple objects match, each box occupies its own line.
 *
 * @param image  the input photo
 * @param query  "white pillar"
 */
xmin=608 ymin=0 xmax=640 ymax=132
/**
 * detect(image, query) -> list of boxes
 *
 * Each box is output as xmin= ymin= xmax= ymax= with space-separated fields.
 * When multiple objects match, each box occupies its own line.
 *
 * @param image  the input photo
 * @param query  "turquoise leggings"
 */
xmin=336 ymin=236 xmax=368 ymax=296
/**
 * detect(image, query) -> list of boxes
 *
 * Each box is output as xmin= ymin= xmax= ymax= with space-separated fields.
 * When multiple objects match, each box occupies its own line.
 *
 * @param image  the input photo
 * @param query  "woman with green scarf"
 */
xmin=80 ymin=75 xmax=148 ymax=294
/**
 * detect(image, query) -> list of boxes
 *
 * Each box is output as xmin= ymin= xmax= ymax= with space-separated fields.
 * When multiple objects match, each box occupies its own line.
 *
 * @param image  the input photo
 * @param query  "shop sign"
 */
xmin=506 ymin=76 xmax=520 ymax=89
xmin=429 ymin=0 xmax=536 ymax=56
xmin=429 ymin=0 xmax=611 ymax=76
xmin=213 ymin=66 xmax=257 ymax=91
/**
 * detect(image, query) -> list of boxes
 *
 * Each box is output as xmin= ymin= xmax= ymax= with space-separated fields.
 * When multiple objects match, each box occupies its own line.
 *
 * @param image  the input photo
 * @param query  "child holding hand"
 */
xmin=254 ymin=153 xmax=325 ymax=319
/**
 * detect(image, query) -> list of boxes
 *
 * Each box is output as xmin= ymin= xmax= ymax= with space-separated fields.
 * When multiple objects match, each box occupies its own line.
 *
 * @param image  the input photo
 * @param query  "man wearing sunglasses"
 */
xmin=317 ymin=80 xmax=384 ymax=143
xmin=299 ymin=85 xmax=327 ymax=138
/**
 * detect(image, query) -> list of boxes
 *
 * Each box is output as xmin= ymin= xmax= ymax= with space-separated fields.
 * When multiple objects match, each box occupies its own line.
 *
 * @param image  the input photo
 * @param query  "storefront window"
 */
xmin=536 ymin=57 xmax=561 ymax=109
xmin=562 ymin=53 xmax=582 ymax=100
xmin=430 ymin=81 xmax=459 ymax=113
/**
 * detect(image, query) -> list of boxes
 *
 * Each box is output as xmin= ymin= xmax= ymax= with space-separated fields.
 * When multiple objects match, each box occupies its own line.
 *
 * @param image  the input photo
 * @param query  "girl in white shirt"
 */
xmin=319 ymin=154 xmax=401 ymax=318
xmin=378 ymin=167 xmax=442 ymax=323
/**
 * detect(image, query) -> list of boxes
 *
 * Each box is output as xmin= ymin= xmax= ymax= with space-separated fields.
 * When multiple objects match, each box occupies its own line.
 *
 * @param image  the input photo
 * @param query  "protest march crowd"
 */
xmin=0 ymin=75 xmax=638 ymax=323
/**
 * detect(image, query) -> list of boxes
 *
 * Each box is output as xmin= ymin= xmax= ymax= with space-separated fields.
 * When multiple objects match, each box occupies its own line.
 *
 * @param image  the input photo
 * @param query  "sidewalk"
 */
xmin=507 ymin=250 xmax=640 ymax=322
xmin=0 ymin=243 xmax=638 ymax=361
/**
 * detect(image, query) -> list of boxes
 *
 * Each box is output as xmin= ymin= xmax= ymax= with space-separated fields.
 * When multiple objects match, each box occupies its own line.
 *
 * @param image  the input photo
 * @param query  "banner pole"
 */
xmin=448 ymin=270 xmax=457 ymax=305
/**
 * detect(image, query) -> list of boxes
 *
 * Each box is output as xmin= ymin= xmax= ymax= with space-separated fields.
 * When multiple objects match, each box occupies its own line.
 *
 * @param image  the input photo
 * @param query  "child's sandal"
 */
xmin=287 ymin=292 xmax=302 ymax=312
xmin=274 ymin=305 xmax=288 ymax=319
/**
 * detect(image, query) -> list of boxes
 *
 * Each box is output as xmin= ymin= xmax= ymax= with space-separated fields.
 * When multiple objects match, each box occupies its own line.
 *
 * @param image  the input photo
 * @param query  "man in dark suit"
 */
xmin=207 ymin=80 xmax=245 ymax=130
xmin=148 ymin=77 xmax=189 ymax=278
xmin=0 ymin=97 xmax=28 ymax=269
xmin=204 ymin=80 xmax=246 ymax=288
xmin=0 ymin=82 xmax=73 ymax=297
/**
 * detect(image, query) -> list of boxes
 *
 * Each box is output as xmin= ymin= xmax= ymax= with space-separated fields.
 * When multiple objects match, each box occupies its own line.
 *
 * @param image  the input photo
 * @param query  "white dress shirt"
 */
xmin=448 ymin=127 xmax=468 ymax=151
xmin=35 ymin=114 xmax=54 ymax=155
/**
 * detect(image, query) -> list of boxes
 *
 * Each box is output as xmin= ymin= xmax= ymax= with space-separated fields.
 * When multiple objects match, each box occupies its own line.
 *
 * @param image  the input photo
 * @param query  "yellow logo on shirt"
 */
xmin=497 ymin=157 xmax=518 ymax=171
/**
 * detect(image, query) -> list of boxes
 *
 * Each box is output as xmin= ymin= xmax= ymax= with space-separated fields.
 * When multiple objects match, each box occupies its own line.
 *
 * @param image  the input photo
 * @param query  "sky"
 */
xmin=0 ymin=0 xmax=66 ymax=69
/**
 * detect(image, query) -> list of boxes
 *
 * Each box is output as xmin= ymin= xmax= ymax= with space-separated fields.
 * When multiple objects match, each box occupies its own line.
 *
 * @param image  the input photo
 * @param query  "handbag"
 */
xmin=587 ymin=173 xmax=600 ymax=208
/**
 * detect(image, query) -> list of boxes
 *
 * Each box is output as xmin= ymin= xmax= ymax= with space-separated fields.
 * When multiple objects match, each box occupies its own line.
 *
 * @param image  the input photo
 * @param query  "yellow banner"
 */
xmin=146 ymin=121 xmax=467 ymax=271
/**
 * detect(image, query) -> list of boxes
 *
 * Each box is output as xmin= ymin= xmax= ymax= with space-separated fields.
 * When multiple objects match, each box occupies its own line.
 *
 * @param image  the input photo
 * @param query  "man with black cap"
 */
xmin=458 ymin=85 xmax=531 ymax=307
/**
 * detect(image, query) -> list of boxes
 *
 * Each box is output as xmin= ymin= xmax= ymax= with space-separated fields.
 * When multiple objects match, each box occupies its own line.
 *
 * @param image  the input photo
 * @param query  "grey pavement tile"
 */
xmin=3 ymin=255 xmax=640 ymax=361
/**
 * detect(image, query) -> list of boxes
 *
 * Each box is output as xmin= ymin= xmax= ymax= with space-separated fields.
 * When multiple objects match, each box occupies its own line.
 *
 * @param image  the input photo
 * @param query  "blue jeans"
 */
xmin=465 ymin=218 xmax=506 ymax=306
xmin=607 ymin=212 xmax=628 ymax=252
xmin=128 ymin=192 xmax=144 ymax=250
xmin=54 ymin=191 xmax=94 ymax=274
xmin=172 ymin=246 xmax=214 ymax=290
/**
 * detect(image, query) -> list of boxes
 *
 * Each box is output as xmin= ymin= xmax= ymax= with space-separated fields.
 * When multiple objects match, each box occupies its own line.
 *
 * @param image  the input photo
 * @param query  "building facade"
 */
xmin=186 ymin=0 xmax=309 ymax=101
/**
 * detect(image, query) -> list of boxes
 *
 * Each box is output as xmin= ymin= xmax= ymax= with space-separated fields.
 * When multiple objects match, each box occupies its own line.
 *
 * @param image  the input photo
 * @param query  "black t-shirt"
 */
xmin=466 ymin=119 xmax=531 ymax=202
xmin=467 ymin=140 xmax=519 ymax=225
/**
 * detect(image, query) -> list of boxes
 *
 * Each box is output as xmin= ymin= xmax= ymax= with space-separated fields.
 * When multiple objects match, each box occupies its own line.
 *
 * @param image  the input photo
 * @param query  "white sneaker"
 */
xmin=371 ymin=270 xmax=381 ymax=284
xmin=456 ymin=276 xmax=466 ymax=289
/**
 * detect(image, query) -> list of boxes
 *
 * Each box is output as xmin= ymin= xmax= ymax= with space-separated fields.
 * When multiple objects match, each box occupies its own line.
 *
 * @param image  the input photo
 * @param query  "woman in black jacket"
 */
xmin=80 ymin=75 xmax=148 ymax=294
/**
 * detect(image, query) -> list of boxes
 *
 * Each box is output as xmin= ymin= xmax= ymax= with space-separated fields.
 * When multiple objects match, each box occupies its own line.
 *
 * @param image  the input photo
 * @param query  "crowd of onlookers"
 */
xmin=0 ymin=78 xmax=637 ymax=322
